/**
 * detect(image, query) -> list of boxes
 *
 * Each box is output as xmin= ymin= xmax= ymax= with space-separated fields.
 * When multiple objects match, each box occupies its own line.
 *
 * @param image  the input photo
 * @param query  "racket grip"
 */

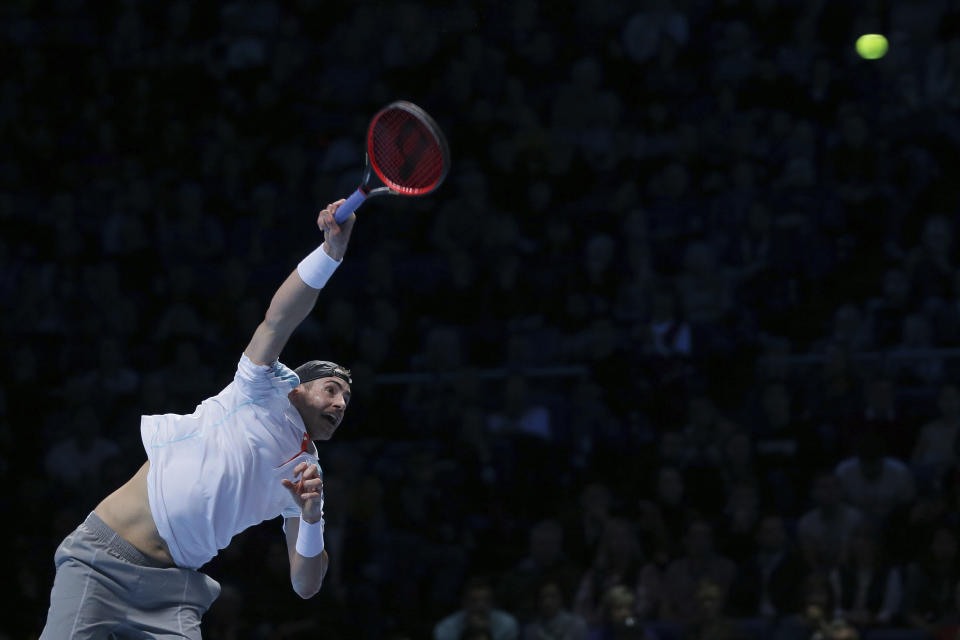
xmin=335 ymin=189 xmax=367 ymax=223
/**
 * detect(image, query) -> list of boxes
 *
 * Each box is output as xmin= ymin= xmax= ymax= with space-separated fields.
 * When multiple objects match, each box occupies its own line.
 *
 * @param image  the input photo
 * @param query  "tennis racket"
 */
xmin=334 ymin=101 xmax=450 ymax=224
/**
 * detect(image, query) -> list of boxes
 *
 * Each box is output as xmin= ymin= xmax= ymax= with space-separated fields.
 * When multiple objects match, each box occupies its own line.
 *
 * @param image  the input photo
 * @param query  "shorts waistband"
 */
xmin=82 ymin=512 xmax=171 ymax=569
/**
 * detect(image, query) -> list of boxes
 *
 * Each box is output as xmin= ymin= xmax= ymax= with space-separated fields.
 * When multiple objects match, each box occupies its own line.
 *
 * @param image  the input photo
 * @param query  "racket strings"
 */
xmin=369 ymin=110 xmax=446 ymax=194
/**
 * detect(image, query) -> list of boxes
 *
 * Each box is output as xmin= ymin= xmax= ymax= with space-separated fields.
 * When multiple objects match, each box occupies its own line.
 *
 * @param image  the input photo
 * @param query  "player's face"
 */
xmin=295 ymin=376 xmax=351 ymax=440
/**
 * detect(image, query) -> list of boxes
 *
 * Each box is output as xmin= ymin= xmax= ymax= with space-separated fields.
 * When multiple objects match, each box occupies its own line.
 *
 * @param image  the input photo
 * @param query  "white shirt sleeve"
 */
xmin=234 ymin=354 xmax=300 ymax=402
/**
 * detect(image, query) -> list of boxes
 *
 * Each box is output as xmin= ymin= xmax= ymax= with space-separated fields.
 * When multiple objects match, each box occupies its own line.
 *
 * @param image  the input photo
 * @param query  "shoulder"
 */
xmin=842 ymin=505 xmax=864 ymax=523
xmin=491 ymin=608 xmax=519 ymax=630
xmin=796 ymin=510 xmax=817 ymax=529
xmin=234 ymin=354 xmax=300 ymax=398
xmin=434 ymin=611 xmax=464 ymax=638
xmin=835 ymin=458 xmax=858 ymax=474
xmin=883 ymin=457 xmax=912 ymax=474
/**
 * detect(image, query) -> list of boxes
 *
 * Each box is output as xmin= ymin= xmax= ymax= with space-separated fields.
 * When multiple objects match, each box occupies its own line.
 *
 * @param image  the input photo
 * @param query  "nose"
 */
xmin=330 ymin=393 xmax=346 ymax=410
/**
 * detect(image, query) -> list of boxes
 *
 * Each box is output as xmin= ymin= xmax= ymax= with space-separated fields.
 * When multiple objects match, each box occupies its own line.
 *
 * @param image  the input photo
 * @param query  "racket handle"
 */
xmin=335 ymin=189 xmax=367 ymax=223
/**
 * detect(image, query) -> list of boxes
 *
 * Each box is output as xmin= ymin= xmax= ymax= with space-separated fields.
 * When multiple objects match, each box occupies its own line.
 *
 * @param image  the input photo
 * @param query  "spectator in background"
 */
xmin=892 ymin=313 xmax=945 ymax=386
xmin=750 ymin=381 xmax=821 ymax=514
xmin=903 ymin=525 xmax=960 ymax=636
xmin=773 ymin=573 xmax=838 ymax=640
xmin=826 ymin=304 xmax=873 ymax=354
xmin=522 ymin=579 xmax=588 ymax=640
xmin=839 ymin=376 xmax=912 ymax=461
xmin=835 ymin=431 xmax=916 ymax=523
xmin=679 ymin=394 xmax=738 ymax=515
xmin=434 ymin=576 xmax=519 ymax=640
xmin=905 ymin=215 xmax=955 ymax=306
xmin=715 ymin=430 xmax=762 ymax=506
xmin=647 ymin=287 xmax=692 ymax=358
xmin=642 ymin=464 xmax=697 ymax=560
xmin=727 ymin=514 xmax=807 ymax=620
xmin=65 ymin=337 xmax=141 ymax=401
xmin=658 ymin=519 xmax=737 ymax=624
xmin=716 ymin=481 xmax=762 ymax=565
xmin=486 ymin=374 xmax=553 ymax=441
xmin=564 ymin=483 xmax=614 ymax=569
xmin=933 ymin=268 xmax=960 ymax=347
xmin=686 ymin=579 xmax=749 ymax=640
xmin=911 ymin=383 xmax=960 ymax=488
xmin=827 ymin=521 xmax=903 ymax=629
xmin=866 ymin=268 xmax=912 ymax=349
xmin=587 ymin=585 xmax=659 ymax=640
xmin=803 ymin=344 xmax=861 ymax=444
xmin=42 ymin=405 xmax=121 ymax=496
xmin=932 ymin=579 xmax=960 ymax=640
xmin=199 ymin=583 xmax=247 ymax=639
xmin=498 ymin=519 xmax=582 ymax=623
xmin=573 ymin=518 xmax=648 ymax=627
xmin=796 ymin=471 xmax=864 ymax=573
xmin=674 ymin=239 xmax=734 ymax=354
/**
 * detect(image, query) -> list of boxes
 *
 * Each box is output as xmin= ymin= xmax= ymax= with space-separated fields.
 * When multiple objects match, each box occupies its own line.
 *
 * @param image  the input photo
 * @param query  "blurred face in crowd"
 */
xmin=580 ymin=483 xmax=612 ymax=520
xmin=865 ymin=378 xmax=894 ymax=412
xmin=696 ymin=581 xmax=724 ymax=620
xmin=657 ymin=466 xmax=685 ymax=506
xmin=601 ymin=519 xmax=637 ymax=562
xmin=757 ymin=516 xmax=787 ymax=553
xmin=852 ymin=528 xmax=879 ymax=567
xmin=537 ymin=582 xmax=563 ymax=619
xmin=464 ymin=585 xmax=493 ymax=618
xmin=813 ymin=473 xmax=841 ymax=510
xmin=932 ymin=528 xmax=958 ymax=565
xmin=687 ymin=395 xmax=716 ymax=430
xmin=857 ymin=435 xmax=884 ymax=480
xmin=762 ymin=383 xmax=791 ymax=427
xmin=922 ymin=215 xmax=952 ymax=257
xmin=724 ymin=431 xmax=753 ymax=468
xmin=883 ymin=269 xmax=909 ymax=307
xmin=530 ymin=521 xmax=563 ymax=567
xmin=803 ymin=582 xmax=831 ymax=621
xmin=604 ymin=586 xmax=635 ymax=624
xmin=685 ymin=520 xmax=714 ymax=558
xmin=940 ymin=385 xmax=960 ymax=421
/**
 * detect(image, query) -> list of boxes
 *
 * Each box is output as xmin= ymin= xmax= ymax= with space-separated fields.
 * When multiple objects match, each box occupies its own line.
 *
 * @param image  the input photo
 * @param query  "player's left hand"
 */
xmin=282 ymin=461 xmax=325 ymax=524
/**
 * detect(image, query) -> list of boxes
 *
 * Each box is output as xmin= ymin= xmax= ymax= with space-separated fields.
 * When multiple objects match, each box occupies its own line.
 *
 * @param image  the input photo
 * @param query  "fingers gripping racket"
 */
xmin=334 ymin=101 xmax=451 ymax=224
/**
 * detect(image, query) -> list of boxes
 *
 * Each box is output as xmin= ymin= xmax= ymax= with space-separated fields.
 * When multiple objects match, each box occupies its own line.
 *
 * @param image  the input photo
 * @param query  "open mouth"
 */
xmin=322 ymin=414 xmax=338 ymax=427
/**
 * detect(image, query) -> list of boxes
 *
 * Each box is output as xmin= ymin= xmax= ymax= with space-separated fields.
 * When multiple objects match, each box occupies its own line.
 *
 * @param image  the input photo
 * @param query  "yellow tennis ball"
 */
xmin=856 ymin=34 xmax=888 ymax=60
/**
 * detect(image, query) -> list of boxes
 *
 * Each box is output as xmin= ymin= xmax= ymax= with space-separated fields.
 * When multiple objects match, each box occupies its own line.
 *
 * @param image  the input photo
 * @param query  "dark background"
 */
xmin=3 ymin=0 xmax=960 ymax=638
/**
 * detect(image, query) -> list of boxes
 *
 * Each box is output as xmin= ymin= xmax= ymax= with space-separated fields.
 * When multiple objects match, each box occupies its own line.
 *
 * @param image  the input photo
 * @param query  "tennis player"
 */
xmin=41 ymin=200 xmax=355 ymax=639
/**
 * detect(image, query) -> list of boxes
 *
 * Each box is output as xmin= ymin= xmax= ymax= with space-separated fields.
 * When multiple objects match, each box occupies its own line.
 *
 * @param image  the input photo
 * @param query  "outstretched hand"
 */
xmin=318 ymin=199 xmax=355 ymax=262
xmin=281 ymin=461 xmax=325 ymax=524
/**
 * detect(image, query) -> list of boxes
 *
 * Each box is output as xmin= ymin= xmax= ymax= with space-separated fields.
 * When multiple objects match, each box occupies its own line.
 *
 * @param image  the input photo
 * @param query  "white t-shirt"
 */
xmin=141 ymin=354 xmax=317 ymax=569
xmin=834 ymin=457 xmax=916 ymax=520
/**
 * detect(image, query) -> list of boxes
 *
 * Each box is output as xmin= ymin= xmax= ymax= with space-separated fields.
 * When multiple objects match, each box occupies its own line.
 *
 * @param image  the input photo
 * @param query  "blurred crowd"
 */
xmin=4 ymin=0 xmax=960 ymax=639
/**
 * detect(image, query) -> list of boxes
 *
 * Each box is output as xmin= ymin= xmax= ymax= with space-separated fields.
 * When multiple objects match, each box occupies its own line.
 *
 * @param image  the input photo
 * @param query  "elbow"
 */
xmin=291 ymin=569 xmax=325 ymax=599
xmin=294 ymin=580 xmax=323 ymax=600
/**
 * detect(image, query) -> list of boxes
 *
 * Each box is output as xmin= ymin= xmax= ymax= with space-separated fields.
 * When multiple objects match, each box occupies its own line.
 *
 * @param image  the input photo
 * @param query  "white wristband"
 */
xmin=295 ymin=516 xmax=325 ymax=557
xmin=297 ymin=244 xmax=341 ymax=290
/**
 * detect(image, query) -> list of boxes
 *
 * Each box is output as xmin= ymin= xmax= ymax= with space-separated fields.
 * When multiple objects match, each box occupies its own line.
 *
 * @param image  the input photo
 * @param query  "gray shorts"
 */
xmin=40 ymin=512 xmax=221 ymax=639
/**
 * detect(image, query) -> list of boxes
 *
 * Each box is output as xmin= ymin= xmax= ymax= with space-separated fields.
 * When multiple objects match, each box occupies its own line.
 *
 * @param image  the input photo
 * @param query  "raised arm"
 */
xmin=244 ymin=200 xmax=354 ymax=366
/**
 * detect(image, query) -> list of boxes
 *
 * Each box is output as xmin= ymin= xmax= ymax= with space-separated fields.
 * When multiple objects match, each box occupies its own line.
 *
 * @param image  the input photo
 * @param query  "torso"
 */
xmin=93 ymin=460 xmax=176 ymax=567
